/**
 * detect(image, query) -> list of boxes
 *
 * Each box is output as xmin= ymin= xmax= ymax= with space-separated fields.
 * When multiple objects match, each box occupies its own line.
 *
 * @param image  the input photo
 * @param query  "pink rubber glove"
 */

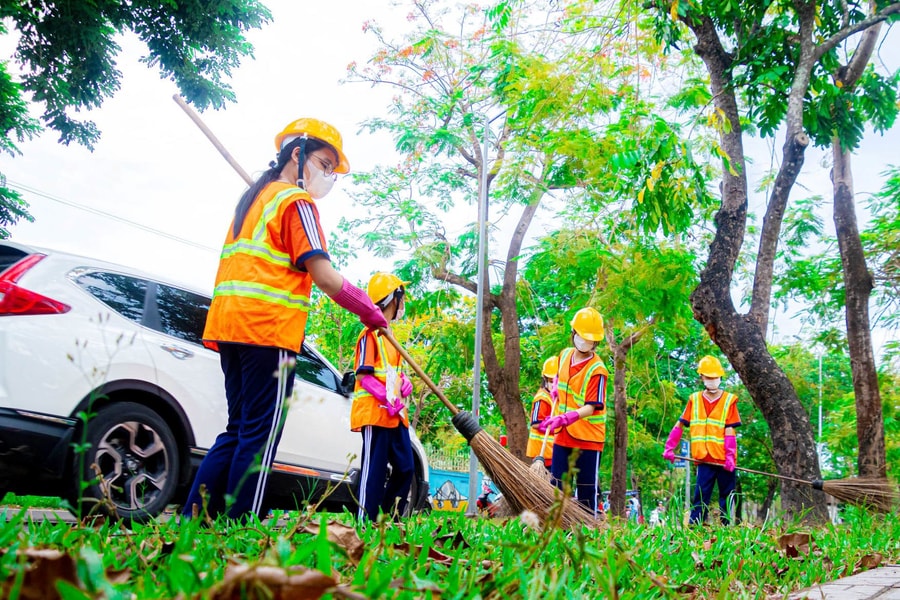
xmin=399 ymin=373 xmax=413 ymax=398
xmin=550 ymin=375 xmax=559 ymax=403
xmin=723 ymin=435 xmax=737 ymax=472
xmin=330 ymin=278 xmax=388 ymax=329
xmin=662 ymin=425 xmax=683 ymax=462
xmin=386 ymin=399 xmax=406 ymax=417
xmin=538 ymin=410 xmax=579 ymax=433
xmin=359 ymin=374 xmax=388 ymax=404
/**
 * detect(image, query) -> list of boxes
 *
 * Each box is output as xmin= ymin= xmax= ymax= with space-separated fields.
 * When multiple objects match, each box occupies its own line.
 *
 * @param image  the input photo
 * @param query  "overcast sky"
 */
xmin=1 ymin=1 xmax=898 ymax=352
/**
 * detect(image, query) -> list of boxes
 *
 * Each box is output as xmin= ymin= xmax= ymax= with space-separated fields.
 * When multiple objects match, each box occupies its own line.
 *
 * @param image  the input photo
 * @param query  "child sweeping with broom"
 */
xmin=662 ymin=355 xmax=741 ymax=525
xmin=537 ymin=307 xmax=609 ymax=516
xmin=527 ymin=356 xmax=560 ymax=472
xmin=351 ymin=273 xmax=415 ymax=522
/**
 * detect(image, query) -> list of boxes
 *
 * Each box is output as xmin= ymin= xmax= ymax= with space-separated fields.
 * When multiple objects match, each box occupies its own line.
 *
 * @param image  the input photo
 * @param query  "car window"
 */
xmin=295 ymin=346 xmax=341 ymax=393
xmin=0 ymin=246 xmax=28 ymax=274
xmin=154 ymin=284 xmax=209 ymax=345
xmin=75 ymin=271 xmax=147 ymax=323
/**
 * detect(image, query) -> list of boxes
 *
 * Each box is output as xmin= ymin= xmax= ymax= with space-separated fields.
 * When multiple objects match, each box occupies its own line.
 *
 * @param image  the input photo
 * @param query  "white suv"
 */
xmin=0 ymin=240 xmax=430 ymax=521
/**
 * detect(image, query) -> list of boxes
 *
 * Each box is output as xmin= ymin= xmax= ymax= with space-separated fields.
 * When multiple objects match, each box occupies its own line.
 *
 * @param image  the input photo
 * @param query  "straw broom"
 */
xmin=380 ymin=328 xmax=598 ymax=529
xmin=683 ymin=456 xmax=898 ymax=512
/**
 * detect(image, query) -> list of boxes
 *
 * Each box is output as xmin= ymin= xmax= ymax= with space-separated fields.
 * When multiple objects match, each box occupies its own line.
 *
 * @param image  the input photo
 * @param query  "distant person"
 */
xmin=351 ymin=272 xmax=415 ymax=521
xmin=526 ymin=356 xmax=560 ymax=468
xmin=649 ymin=500 xmax=665 ymax=526
xmin=182 ymin=118 xmax=388 ymax=522
xmin=663 ymin=355 xmax=741 ymax=525
xmin=537 ymin=307 xmax=609 ymax=516
xmin=476 ymin=476 xmax=496 ymax=515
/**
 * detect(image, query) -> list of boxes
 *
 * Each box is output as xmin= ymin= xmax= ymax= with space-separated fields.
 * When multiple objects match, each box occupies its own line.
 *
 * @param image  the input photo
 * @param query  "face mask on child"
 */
xmin=703 ymin=378 xmax=721 ymax=391
xmin=303 ymin=161 xmax=335 ymax=199
xmin=573 ymin=334 xmax=595 ymax=353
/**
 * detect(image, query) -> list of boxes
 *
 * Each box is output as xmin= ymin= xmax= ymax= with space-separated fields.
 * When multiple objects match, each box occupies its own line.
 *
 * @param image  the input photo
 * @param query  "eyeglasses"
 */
xmin=308 ymin=154 xmax=337 ymax=179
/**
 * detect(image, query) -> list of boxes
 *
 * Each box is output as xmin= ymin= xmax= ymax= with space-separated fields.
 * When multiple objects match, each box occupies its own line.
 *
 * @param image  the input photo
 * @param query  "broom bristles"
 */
xmin=529 ymin=456 xmax=553 ymax=482
xmin=820 ymin=477 xmax=899 ymax=513
xmin=469 ymin=430 xmax=598 ymax=529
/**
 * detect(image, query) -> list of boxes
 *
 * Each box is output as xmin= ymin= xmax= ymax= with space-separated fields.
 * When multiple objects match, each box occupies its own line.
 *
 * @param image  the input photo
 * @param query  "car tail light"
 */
xmin=0 ymin=254 xmax=71 ymax=316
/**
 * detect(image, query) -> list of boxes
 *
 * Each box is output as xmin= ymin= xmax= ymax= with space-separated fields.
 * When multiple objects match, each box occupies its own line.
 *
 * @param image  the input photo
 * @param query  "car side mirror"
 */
xmin=340 ymin=371 xmax=356 ymax=396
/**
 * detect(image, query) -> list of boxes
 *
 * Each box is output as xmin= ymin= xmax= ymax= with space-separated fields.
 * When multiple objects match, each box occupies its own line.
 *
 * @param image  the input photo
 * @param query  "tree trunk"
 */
xmin=828 ymin=13 xmax=886 ymax=479
xmin=832 ymin=147 xmax=886 ymax=478
xmin=609 ymin=344 xmax=629 ymax=519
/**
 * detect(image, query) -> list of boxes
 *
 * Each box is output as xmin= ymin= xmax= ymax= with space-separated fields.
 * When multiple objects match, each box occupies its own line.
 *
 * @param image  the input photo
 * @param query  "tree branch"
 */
xmin=813 ymin=3 xmax=900 ymax=62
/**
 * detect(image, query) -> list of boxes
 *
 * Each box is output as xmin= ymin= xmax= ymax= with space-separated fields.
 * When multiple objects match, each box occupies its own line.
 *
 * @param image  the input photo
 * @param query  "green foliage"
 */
xmin=0 ymin=0 xmax=270 ymax=233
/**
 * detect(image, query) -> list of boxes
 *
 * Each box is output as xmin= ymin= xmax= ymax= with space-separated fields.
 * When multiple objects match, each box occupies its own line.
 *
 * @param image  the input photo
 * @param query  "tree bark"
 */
xmin=832 ymin=147 xmax=886 ymax=477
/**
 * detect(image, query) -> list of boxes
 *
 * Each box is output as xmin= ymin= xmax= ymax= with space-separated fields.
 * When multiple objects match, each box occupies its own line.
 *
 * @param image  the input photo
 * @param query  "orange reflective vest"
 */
xmin=526 ymin=388 xmax=555 ymax=461
xmin=688 ymin=391 xmax=738 ymax=462
xmin=203 ymin=182 xmax=314 ymax=352
xmin=350 ymin=330 xmax=409 ymax=431
xmin=557 ymin=348 xmax=609 ymax=444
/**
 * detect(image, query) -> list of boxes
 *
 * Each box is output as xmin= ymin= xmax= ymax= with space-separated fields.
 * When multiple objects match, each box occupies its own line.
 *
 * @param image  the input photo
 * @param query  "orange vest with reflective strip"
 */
xmin=526 ymin=388 xmax=555 ymax=461
xmin=557 ymin=348 xmax=609 ymax=444
xmin=351 ymin=330 xmax=409 ymax=431
xmin=688 ymin=391 xmax=737 ymax=462
xmin=203 ymin=182 xmax=314 ymax=352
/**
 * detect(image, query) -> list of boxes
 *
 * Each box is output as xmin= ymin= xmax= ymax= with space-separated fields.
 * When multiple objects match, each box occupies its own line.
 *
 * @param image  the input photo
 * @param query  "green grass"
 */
xmin=0 ymin=493 xmax=65 ymax=509
xmin=0 ymin=502 xmax=897 ymax=599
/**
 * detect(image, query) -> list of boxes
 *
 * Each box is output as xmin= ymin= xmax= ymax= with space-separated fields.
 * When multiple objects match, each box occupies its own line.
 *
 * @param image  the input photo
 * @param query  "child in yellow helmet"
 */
xmin=526 ymin=356 xmax=560 ymax=468
xmin=350 ymin=272 xmax=415 ymax=521
xmin=537 ymin=307 xmax=609 ymax=516
xmin=662 ymin=355 xmax=742 ymax=525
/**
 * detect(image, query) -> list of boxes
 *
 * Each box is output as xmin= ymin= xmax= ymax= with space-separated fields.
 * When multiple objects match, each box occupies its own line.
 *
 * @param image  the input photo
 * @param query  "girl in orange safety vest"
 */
xmin=183 ymin=118 xmax=388 ymax=522
xmin=351 ymin=272 xmax=415 ymax=522
xmin=527 ymin=356 xmax=560 ymax=468
xmin=537 ymin=307 xmax=609 ymax=516
xmin=662 ymin=355 xmax=742 ymax=525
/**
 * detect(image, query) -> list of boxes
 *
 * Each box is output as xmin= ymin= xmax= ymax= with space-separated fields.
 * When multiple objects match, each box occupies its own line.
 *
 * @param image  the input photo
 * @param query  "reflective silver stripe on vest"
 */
xmin=214 ymin=280 xmax=310 ymax=310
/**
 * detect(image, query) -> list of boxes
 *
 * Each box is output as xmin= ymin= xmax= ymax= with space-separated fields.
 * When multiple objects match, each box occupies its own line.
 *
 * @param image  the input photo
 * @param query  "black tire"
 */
xmin=72 ymin=402 xmax=179 ymax=523
xmin=404 ymin=461 xmax=432 ymax=516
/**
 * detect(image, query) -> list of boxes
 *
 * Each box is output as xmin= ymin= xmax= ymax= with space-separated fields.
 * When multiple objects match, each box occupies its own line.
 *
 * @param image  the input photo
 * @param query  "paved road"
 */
xmin=786 ymin=566 xmax=900 ymax=600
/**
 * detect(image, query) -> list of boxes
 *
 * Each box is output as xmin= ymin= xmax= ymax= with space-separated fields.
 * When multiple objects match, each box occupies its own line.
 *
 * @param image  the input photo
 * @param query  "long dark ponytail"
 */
xmin=232 ymin=138 xmax=330 ymax=237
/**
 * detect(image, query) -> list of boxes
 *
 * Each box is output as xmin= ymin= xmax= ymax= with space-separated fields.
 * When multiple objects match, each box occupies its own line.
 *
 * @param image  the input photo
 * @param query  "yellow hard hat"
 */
xmin=367 ymin=272 xmax=409 ymax=306
xmin=570 ymin=307 xmax=604 ymax=341
xmin=542 ymin=356 xmax=559 ymax=378
xmin=697 ymin=355 xmax=725 ymax=377
xmin=274 ymin=118 xmax=350 ymax=174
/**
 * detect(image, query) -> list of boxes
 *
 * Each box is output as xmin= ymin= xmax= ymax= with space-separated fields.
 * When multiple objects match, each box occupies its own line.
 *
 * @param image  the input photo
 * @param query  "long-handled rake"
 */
xmin=683 ymin=456 xmax=898 ymax=512
xmin=379 ymin=328 xmax=598 ymax=529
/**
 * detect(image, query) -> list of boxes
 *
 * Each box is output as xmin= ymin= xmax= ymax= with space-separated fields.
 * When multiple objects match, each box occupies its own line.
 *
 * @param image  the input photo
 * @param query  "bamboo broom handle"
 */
xmin=682 ymin=456 xmax=813 ymax=486
xmin=536 ymin=396 xmax=558 ymax=458
xmin=379 ymin=328 xmax=460 ymax=416
xmin=173 ymin=94 xmax=253 ymax=186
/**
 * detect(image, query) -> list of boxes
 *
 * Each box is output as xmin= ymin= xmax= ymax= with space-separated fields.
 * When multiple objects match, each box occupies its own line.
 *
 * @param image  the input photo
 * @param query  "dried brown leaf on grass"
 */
xmin=0 ymin=547 xmax=132 ymax=600
xmin=393 ymin=542 xmax=455 ymax=565
xmin=301 ymin=521 xmax=365 ymax=565
xmin=777 ymin=532 xmax=811 ymax=558
xmin=854 ymin=552 xmax=883 ymax=573
xmin=210 ymin=564 xmax=335 ymax=600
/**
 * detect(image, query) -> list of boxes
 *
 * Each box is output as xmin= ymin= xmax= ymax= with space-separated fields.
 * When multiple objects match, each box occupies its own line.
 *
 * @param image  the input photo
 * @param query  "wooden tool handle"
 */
xmin=173 ymin=94 xmax=253 ymax=185
xmin=681 ymin=455 xmax=812 ymax=485
xmin=379 ymin=328 xmax=459 ymax=415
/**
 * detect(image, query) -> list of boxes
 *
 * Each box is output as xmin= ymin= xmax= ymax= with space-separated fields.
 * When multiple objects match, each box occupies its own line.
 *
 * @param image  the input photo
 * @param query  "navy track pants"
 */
xmin=357 ymin=425 xmax=414 ymax=521
xmin=182 ymin=343 xmax=295 ymax=520
xmin=550 ymin=444 xmax=602 ymax=516
xmin=690 ymin=462 xmax=737 ymax=525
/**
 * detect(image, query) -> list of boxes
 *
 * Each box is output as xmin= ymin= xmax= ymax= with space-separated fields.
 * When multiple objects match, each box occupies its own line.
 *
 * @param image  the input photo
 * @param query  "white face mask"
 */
xmin=573 ymin=334 xmax=595 ymax=353
xmin=704 ymin=378 xmax=721 ymax=391
xmin=303 ymin=160 xmax=335 ymax=199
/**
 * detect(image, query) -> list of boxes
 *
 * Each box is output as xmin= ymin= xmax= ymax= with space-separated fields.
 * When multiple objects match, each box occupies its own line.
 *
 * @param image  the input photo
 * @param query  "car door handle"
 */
xmin=160 ymin=344 xmax=194 ymax=360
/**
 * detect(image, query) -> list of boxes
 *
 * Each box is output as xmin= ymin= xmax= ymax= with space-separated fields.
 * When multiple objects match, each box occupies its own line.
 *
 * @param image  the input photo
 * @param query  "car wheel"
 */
xmin=72 ymin=402 xmax=179 ymax=523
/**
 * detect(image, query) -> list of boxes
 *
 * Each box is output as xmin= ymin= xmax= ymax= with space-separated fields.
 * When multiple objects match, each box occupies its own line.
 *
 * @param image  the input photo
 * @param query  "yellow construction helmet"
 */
xmin=367 ymin=272 xmax=409 ymax=306
xmin=542 ymin=356 xmax=559 ymax=378
xmin=570 ymin=307 xmax=604 ymax=341
xmin=274 ymin=118 xmax=350 ymax=174
xmin=697 ymin=355 xmax=725 ymax=377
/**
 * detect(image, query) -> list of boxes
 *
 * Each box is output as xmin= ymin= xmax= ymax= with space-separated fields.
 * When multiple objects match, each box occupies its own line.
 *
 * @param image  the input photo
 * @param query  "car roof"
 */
xmin=0 ymin=239 xmax=212 ymax=297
